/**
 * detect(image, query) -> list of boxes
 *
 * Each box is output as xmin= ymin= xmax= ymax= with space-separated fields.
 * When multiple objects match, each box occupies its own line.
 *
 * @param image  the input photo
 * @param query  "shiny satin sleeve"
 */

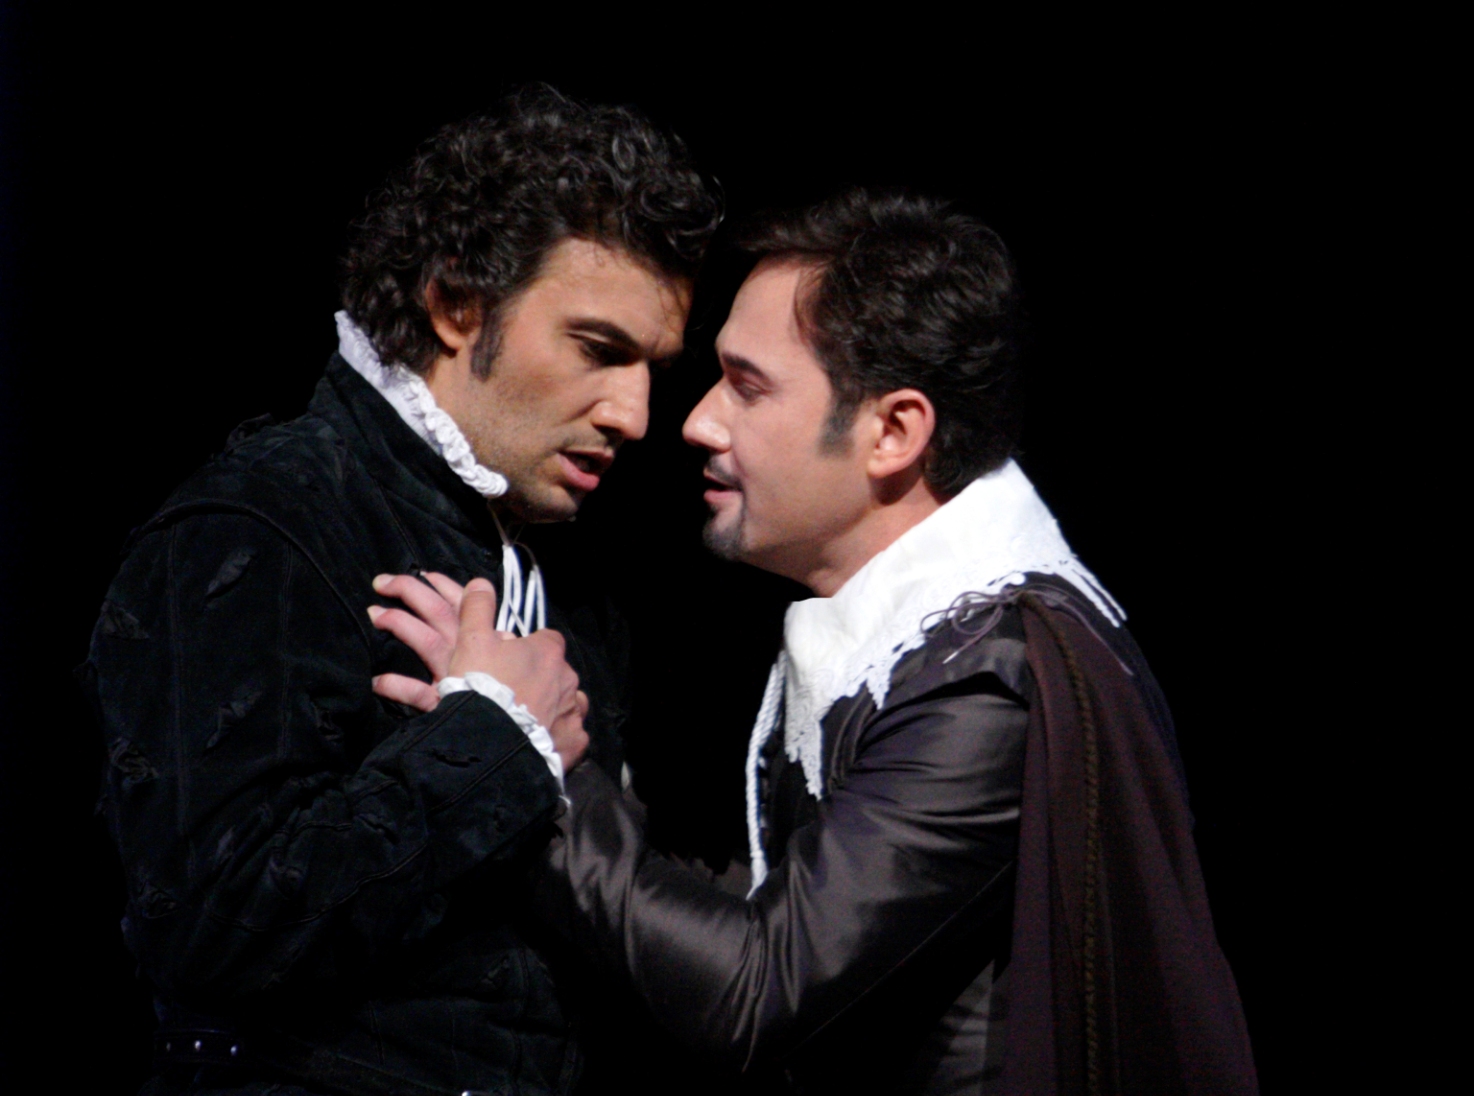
xmin=535 ymin=677 xmax=1026 ymax=1070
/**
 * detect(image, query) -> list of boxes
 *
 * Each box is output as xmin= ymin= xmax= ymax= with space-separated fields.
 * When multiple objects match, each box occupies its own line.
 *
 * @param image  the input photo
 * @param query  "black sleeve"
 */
xmin=86 ymin=513 xmax=560 ymax=1002
xmin=535 ymin=674 xmax=1026 ymax=1070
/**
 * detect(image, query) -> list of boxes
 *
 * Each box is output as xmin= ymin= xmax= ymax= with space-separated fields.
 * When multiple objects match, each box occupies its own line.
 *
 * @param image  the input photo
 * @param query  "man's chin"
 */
xmin=701 ymin=516 xmax=746 ymax=562
xmin=501 ymin=483 xmax=582 ymax=524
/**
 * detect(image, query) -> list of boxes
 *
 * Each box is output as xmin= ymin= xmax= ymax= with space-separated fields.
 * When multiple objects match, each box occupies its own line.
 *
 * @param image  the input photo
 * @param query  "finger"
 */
xmin=556 ymin=722 xmax=590 ymax=773
xmin=367 ymin=605 xmax=450 ymax=672
xmin=557 ymin=664 xmax=582 ymax=707
xmin=421 ymin=572 xmax=467 ymax=615
xmin=459 ymin=577 xmax=498 ymax=646
xmin=575 ymin=690 xmax=590 ymax=718
xmin=373 ymin=574 xmax=458 ymax=640
xmin=373 ymin=673 xmax=440 ymax=712
xmin=562 ymin=669 xmax=582 ymax=708
xmin=530 ymin=628 xmax=567 ymax=657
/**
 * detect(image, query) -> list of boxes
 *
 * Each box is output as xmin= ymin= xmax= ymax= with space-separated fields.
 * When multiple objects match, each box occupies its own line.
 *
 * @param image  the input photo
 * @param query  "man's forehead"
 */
xmin=540 ymin=238 xmax=689 ymax=356
xmin=717 ymin=260 xmax=816 ymax=364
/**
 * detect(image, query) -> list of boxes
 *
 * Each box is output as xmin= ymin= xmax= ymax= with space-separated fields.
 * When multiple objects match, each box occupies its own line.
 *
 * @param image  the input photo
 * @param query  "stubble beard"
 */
xmin=463 ymin=412 xmax=583 ymax=525
xmin=500 ymin=480 xmax=577 ymax=524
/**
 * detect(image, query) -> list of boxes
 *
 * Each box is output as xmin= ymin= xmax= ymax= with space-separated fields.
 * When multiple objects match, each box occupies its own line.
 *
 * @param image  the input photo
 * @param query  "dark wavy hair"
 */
xmin=737 ymin=189 xmax=1026 ymax=496
xmin=341 ymin=85 xmax=722 ymax=376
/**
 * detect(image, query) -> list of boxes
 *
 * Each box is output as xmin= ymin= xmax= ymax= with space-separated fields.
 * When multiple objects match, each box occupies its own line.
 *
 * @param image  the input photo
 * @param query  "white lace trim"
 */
xmin=744 ymin=654 xmax=787 ymax=894
xmin=335 ymin=311 xmax=508 ymax=499
xmin=439 ymin=672 xmax=564 ymax=790
xmin=744 ymin=459 xmax=1122 ymax=890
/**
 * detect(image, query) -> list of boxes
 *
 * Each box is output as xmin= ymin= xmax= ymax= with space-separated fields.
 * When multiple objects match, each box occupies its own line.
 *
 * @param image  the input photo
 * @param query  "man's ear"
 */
xmin=425 ymin=282 xmax=481 ymax=355
xmin=865 ymin=388 xmax=936 ymax=481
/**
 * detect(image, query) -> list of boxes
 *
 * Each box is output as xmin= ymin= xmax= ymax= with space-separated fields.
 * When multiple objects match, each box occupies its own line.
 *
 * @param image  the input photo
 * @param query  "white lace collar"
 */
xmin=335 ymin=311 xmax=508 ymax=499
xmin=745 ymin=459 xmax=1122 ymax=889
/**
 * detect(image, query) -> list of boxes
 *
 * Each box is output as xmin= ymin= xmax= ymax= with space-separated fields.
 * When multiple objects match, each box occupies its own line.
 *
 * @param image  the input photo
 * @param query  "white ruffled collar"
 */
xmin=744 ymin=459 xmax=1122 ymax=889
xmin=335 ymin=311 xmax=508 ymax=499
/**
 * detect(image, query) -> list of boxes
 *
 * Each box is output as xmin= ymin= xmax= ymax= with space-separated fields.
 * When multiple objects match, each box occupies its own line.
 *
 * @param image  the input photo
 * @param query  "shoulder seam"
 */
xmin=135 ymin=501 xmax=373 ymax=649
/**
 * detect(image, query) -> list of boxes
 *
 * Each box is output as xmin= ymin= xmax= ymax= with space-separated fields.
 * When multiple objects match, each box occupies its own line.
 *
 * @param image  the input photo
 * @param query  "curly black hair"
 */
xmin=737 ymin=189 xmax=1026 ymax=496
xmin=341 ymin=85 xmax=722 ymax=376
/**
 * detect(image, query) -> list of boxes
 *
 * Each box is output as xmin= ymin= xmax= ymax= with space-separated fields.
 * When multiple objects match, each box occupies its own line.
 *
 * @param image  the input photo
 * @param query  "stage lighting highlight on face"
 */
xmin=434 ymin=238 xmax=691 ymax=523
xmin=683 ymin=259 xmax=874 ymax=582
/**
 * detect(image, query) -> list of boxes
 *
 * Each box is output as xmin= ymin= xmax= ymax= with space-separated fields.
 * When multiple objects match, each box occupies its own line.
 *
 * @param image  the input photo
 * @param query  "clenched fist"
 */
xmin=369 ymin=573 xmax=589 ymax=773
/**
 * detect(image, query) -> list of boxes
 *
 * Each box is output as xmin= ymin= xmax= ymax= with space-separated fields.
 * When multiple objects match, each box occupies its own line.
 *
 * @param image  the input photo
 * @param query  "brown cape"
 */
xmin=1006 ymin=590 xmax=1259 ymax=1095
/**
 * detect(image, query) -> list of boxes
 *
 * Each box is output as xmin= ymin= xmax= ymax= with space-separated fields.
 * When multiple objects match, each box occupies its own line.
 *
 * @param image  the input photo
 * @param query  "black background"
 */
xmin=1 ymin=9 xmax=1414 ymax=1093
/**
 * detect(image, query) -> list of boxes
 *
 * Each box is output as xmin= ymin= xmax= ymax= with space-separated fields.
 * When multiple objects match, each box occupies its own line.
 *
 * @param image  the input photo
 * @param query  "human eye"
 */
xmin=727 ymin=371 xmax=763 ymax=403
xmin=577 ymin=338 xmax=627 ymax=367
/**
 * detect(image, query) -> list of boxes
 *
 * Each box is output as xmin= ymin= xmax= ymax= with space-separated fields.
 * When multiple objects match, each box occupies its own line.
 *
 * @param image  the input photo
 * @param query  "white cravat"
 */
xmin=745 ymin=459 xmax=1123 ymax=890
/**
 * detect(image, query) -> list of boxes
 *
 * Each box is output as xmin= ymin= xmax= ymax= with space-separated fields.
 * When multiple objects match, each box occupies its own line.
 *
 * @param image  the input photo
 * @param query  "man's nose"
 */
xmin=682 ymin=383 xmax=730 ymax=451
xmin=591 ymin=364 xmax=651 ymax=443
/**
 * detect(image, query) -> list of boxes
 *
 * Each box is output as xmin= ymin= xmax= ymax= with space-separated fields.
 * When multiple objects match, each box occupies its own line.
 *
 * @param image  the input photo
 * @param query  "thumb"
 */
xmin=460 ymin=577 xmax=498 ymax=637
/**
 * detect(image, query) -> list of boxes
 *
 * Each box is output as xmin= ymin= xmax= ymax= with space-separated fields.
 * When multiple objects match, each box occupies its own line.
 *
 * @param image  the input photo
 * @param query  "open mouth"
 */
xmin=558 ymin=450 xmax=613 ymax=492
xmin=702 ymin=466 xmax=741 ymax=504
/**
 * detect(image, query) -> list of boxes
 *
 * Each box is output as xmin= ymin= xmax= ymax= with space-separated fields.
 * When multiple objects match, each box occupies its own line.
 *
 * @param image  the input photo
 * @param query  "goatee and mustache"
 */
xmin=701 ymin=459 xmax=745 ymax=561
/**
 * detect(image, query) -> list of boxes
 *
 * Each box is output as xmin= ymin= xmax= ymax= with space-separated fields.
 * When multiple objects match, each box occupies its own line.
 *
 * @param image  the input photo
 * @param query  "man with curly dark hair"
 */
xmin=81 ymin=86 xmax=720 ymax=1095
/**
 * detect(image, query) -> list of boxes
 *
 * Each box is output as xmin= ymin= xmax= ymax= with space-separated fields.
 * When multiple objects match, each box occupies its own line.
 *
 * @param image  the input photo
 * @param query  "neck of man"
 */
xmin=423 ymin=351 xmax=470 ymax=424
xmin=800 ymin=471 xmax=947 ymax=598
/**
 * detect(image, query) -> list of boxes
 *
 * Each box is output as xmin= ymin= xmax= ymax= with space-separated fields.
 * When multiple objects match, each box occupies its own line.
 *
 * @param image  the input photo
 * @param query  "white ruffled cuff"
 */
xmin=438 ymin=672 xmax=564 ymax=791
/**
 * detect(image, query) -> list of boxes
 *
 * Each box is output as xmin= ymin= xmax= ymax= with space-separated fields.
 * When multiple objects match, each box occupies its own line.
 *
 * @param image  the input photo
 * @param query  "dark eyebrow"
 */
xmin=567 ymin=317 xmax=684 ymax=368
xmin=567 ymin=318 xmax=641 ymax=354
xmin=718 ymin=350 xmax=775 ymax=389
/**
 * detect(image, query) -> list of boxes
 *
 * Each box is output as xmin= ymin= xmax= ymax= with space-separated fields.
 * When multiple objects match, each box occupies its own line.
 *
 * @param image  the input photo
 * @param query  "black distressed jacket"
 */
xmin=82 ymin=356 xmax=628 ymax=1096
xmin=535 ymin=597 xmax=1034 ymax=1094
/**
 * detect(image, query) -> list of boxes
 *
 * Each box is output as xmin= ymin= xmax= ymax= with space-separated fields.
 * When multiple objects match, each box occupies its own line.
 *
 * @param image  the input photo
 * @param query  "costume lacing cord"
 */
xmin=497 ymin=542 xmax=546 ymax=636
xmin=489 ymin=508 xmax=546 ymax=638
